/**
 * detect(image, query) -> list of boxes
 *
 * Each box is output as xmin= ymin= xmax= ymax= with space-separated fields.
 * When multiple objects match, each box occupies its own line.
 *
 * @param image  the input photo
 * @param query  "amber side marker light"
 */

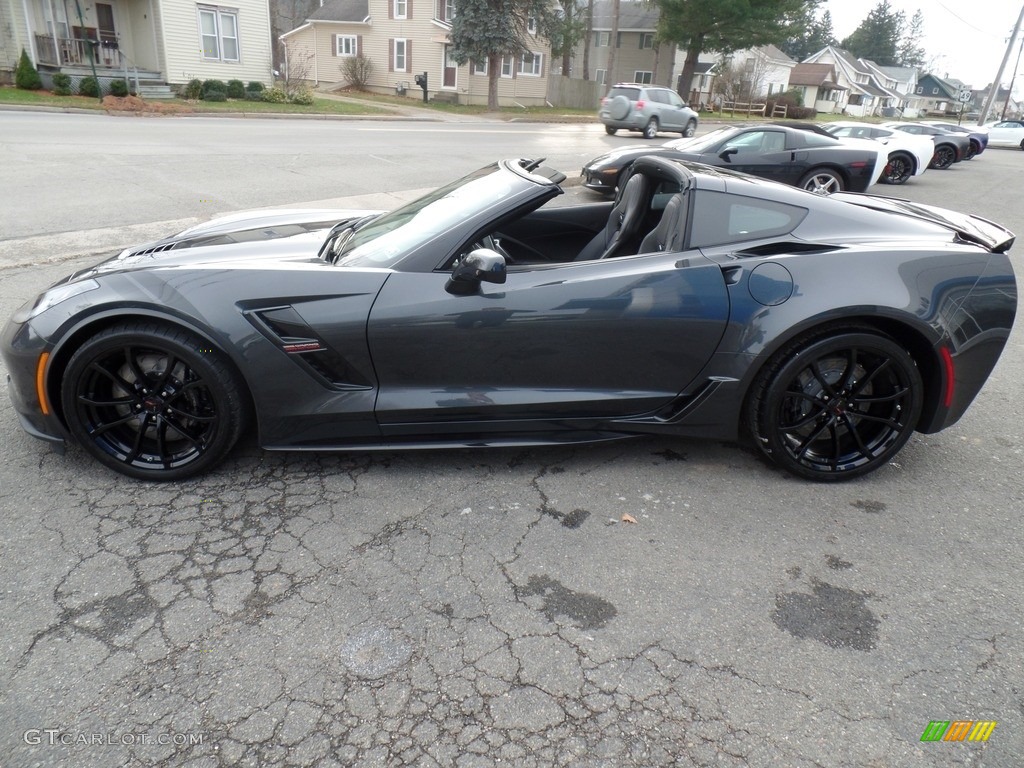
xmin=36 ymin=352 xmax=51 ymax=416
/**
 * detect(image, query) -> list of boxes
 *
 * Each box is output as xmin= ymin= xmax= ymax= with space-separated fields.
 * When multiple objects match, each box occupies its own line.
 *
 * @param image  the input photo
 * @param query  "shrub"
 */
xmin=247 ymin=81 xmax=265 ymax=93
xmin=78 ymin=76 xmax=100 ymax=98
xmin=182 ymin=78 xmax=202 ymax=100
xmin=226 ymin=79 xmax=245 ymax=99
xmin=203 ymin=89 xmax=227 ymax=102
xmin=341 ymin=54 xmax=374 ymax=89
xmin=201 ymin=79 xmax=227 ymax=99
xmin=290 ymin=85 xmax=315 ymax=105
xmin=51 ymin=73 xmax=72 ymax=96
xmin=262 ymin=86 xmax=287 ymax=103
xmin=109 ymin=78 xmax=129 ymax=97
xmin=15 ymin=49 xmax=43 ymax=90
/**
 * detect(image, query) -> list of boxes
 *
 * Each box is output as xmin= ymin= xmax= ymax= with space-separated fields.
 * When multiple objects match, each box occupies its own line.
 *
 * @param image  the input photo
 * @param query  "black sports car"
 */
xmin=2 ymin=157 xmax=1017 ymax=482
xmin=582 ymin=124 xmax=885 ymax=195
xmin=882 ymin=122 xmax=972 ymax=168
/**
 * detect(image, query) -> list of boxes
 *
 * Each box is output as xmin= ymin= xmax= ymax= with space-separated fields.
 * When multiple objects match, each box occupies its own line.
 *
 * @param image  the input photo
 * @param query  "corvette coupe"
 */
xmin=582 ymin=124 xmax=885 ymax=195
xmin=2 ymin=157 xmax=1017 ymax=482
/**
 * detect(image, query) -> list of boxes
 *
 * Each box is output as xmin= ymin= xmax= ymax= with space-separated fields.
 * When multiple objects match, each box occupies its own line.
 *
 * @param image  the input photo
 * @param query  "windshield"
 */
xmin=664 ymin=127 xmax=736 ymax=153
xmin=333 ymin=164 xmax=515 ymax=268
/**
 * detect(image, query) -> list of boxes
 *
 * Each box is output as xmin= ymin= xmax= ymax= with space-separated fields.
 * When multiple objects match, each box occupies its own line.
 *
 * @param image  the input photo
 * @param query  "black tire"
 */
xmin=964 ymin=140 xmax=979 ymax=160
xmin=61 ymin=322 xmax=249 ymax=481
xmin=642 ymin=116 xmax=659 ymax=139
xmin=681 ymin=119 xmax=697 ymax=138
xmin=880 ymin=152 xmax=913 ymax=185
xmin=799 ymin=168 xmax=843 ymax=195
xmin=605 ymin=125 xmax=618 ymax=136
xmin=1019 ymin=139 xmax=1024 ymax=151
xmin=747 ymin=330 xmax=922 ymax=481
xmin=930 ymin=145 xmax=956 ymax=169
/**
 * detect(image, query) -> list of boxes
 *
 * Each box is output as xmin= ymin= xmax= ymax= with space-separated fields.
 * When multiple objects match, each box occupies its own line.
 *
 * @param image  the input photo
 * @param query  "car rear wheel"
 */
xmin=964 ymin=140 xmax=979 ymax=160
xmin=880 ymin=153 xmax=913 ymax=185
xmin=61 ymin=323 xmax=249 ymax=481
xmin=681 ymin=119 xmax=697 ymax=138
xmin=931 ymin=145 xmax=956 ymax=169
xmin=642 ymin=117 xmax=659 ymax=139
xmin=605 ymin=126 xmax=618 ymax=136
xmin=747 ymin=330 xmax=923 ymax=481
xmin=799 ymin=168 xmax=843 ymax=195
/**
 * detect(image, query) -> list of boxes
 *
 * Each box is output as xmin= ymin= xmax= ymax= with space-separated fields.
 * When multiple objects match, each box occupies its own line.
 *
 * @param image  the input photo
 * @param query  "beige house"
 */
xmin=2 ymin=0 xmax=273 ymax=91
xmin=281 ymin=0 xmax=552 ymax=106
xmin=576 ymin=0 xmax=672 ymax=88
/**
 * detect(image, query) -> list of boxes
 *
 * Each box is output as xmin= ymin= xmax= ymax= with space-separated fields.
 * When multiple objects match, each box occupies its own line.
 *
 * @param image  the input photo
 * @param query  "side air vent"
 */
xmin=735 ymin=242 xmax=840 ymax=257
xmin=127 ymin=242 xmax=179 ymax=257
xmin=248 ymin=306 xmax=372 ymax=390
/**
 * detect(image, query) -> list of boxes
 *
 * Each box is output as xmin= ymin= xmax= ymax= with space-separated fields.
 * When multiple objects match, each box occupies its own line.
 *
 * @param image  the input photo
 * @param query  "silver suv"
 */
xmin=599 ymin=84 xmax=699 ymax=139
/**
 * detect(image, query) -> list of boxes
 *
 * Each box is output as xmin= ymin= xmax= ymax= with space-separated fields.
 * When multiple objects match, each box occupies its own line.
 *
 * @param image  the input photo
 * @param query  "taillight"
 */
xmin=600 ymin=97 xmax=608 ymax=105
xmin=635 ymin=100 xmax=645 ymax=109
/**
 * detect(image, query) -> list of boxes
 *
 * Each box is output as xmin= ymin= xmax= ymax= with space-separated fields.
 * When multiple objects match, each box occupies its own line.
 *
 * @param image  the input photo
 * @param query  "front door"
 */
xmin=443 ymin=46 xmax=457 ymax=89
xmin=366 ymin=253 xmax=730 ymax=434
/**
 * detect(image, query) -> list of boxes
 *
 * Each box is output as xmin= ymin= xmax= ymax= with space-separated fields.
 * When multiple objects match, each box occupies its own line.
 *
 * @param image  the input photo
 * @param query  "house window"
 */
xmin=471 ymin=59 xmax=487 ymax=76
xmin=198 ymin=6 xmax=239 ymax=62
xmin=596 ymin=69 xmax=606 ymax=85
xmin=336 ymin=35 xmax=357 ymax=57
xmin=394 ymin=0 xmax=407 ymax=19
xmin=500 ymin=56 xmax=514 ymax=78
xmin=932 ymin=87 xmax=939 ymax=94
xmin=595 ymin=31 xmax=610 ymax=47
xmin=444 ymin=0 xmax=455 ymax=21
xmin=639 ymin=32 xmax=654 ymax=49
xmin=633 ymin=71 xmax=652 ymax=84
xmin=393 ymin=38 xmax=408 ymax=71
xmin=519 ymin=52 xmax=542 ymax=77
xmin=527 ymin=16 xmax=537 ymax=35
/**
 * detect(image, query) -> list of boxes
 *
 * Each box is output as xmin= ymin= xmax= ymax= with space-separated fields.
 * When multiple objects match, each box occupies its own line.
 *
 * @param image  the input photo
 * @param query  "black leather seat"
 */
xmin=575 ymin=173 xmax=651 ymax=261
xmin=638 ymin=193 xmax=685 ymax=253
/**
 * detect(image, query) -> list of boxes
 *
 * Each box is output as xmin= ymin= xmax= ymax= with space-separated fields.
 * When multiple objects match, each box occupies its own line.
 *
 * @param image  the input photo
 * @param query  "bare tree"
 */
xmin=605 ymin=0 xmax=620 ymax=92
xmin=713 ymin=51 xmax=770 ymax=104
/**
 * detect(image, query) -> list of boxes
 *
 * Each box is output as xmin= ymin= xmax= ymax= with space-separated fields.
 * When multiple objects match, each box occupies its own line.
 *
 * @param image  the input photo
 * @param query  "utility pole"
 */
xmin=979 ymin=1 xmax=1024 ymax=125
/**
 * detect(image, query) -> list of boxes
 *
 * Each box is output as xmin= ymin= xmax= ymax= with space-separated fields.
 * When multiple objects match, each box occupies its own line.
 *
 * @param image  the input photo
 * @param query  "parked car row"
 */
xmin=590 ymin=96 xmax=1011 ymax=197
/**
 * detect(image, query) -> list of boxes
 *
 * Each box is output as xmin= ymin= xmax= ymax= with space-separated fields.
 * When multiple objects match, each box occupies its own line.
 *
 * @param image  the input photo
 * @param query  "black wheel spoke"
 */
xmin=165 ymin=403 xmax=217 ymax=422
xmin=123 ymin=413 xmax=151 ymax=464
xmin=845 ymin=411 xmax=902 ymax=430
xmin=156 ymin=420 xmax=171 ymax=469
xmin=88 ymin=412 xmax=138 ymax=437
xmin=809 ymin=361 xmax=837 ymax=397
xmin=850 ymin=358 xmax=892 ymax=396
xmin=850 ymin=386 xmax=908 ymax=405
xmin=89 ymin=361 xmax=134 ymax=392
xmin=124 ymin=346 xmax=149 ymax=385
xmin=828 ymin=423 xmax=840 ymax=470
xmin=78 ymin=395 xmax=135 ymax=407
xmin=778 ymin=405 xmax=828 ymax=432
xmin=154 ymin=354 xmax=179 ymax=391
xmin=163 ymin=417 xmax=205 ymax=451
xmin=840 ymin=348 xmax=858 ymax=392
xmin=840 ymin=413 xmax=874 ymax=460
xmin=794 ymin=419 xmax=834 ymax=459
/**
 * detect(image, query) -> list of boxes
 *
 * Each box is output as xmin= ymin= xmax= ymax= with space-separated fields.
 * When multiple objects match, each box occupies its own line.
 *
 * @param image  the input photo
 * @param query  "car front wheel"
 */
xmin=931 ymin=145 xmax=956 ymax=169
xmin=747 ymin=330 xmax=923 ymax=481
xmin=61 ymin=322 xmax=249 ymax=481
xmin=642 ymin=117 xmax=659 ymax=139
xmin=681 ymin=119 xmax=697 ymax=138
xmin=799 ymin=168 xmax=843 ymax=194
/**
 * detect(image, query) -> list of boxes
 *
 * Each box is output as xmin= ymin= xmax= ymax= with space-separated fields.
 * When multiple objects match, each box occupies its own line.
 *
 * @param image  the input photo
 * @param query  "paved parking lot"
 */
xmin=1 ymin=114 xmax=1022 ymax=767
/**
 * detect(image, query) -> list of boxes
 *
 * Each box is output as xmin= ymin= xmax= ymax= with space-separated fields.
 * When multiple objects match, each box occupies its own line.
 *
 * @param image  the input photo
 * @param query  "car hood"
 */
xmin=62 ymin=209 xmax=379 ymax=282
xmin=832 ymin=193 xmax=1015 ymax=252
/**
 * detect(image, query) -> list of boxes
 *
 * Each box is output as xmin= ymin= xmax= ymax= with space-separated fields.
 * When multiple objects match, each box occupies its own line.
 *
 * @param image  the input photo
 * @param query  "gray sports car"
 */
xmin=2 ymin=157 xmax=1017 ymax=482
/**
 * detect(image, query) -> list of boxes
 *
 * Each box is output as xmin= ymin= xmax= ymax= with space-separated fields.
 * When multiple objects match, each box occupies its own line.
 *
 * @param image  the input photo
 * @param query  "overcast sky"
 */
xmin=823 ymin=0 xmax=1024 ymax=89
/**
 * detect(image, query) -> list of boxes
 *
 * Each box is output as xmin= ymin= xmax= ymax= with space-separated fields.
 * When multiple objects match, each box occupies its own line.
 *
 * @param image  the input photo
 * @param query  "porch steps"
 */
xmin=137 ymin=83 xmax=175 ymax=100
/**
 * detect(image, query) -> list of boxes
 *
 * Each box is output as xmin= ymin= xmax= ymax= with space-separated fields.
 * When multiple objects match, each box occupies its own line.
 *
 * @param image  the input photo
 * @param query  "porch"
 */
xmin=34 ymin=33 xmax=122 ymax=69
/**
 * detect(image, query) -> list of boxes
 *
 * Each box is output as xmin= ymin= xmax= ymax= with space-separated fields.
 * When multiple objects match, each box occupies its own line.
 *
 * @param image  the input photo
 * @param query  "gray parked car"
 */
xmin=599 ymin=84 xmax=699 ymax=139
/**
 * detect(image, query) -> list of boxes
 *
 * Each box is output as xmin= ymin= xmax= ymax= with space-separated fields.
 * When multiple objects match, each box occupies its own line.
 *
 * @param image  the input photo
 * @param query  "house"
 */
xmin=677 ymin=60 xmax=716 ymax=108
xmin=802 ymin=45 xmax=901 ymax=117
xmin=579 ymin=0 xmax=672 ymax=88
xmin=970 ymin=86 xmax=1022 ymax=120
xmin=913 ymin=73 xmax=966 ymax=116
xmin=872 ymin=64 xmax=921 ymax=116
xmin=713 ymin=44 xmax=795 ymax=100
xmin=2 ymin=0 xmax=273 ymax=92
xmin=281 ymin=0 xmax=553 ymax=106
xmin=788 ymin=62 xmax=845 ymax=113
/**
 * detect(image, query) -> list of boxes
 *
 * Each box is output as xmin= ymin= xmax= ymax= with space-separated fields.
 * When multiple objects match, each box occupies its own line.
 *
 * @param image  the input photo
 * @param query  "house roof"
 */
xmin=309 ymin=0 xmax=370 ymax=23
xmin=789 ymin=63 xmax=838 ymax=87
xmin=757 ymin=44 xmax=794 ymax=64
xmin=591 ymin=0 xmax=659 ymax=31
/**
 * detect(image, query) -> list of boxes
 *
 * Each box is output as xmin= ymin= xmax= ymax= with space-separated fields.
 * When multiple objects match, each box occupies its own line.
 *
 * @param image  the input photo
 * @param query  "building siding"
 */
xmin=157 ymin=0 xmax=272 ymax=85
xmin=1 ymin=0 xmax=30 ymax=77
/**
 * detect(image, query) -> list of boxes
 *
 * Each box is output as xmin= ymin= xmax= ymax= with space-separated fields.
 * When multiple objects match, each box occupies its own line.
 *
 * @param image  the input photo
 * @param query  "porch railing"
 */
xmin=34 ymin=33 xmax=121 ymax=68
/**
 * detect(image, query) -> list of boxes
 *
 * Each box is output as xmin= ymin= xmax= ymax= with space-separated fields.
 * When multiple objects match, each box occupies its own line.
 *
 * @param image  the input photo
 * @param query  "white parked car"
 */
xmin=820 ymin=122 xmax=934 ymax=185
xmin=983 ymin=119 xmax=1024 ymax=149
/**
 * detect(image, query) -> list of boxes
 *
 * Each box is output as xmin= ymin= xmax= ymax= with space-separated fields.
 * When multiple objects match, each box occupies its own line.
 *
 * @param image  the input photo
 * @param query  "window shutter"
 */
xmin=407 ymin=40 xmax=412 ymax=71
xmin=356 ymin=35 xmax=362 ymax=56
xmin=388 ymin=1 xmax=394 ymax=19
xmin=407 ymin=0 xmax=413 ymax=18
xmin=334 ymin=35 xmax=339 ymax=57
xmin=389 ymin=38 xmax=394 ymax=71
xmin=538 ymin=54 xmax=543 ymax=77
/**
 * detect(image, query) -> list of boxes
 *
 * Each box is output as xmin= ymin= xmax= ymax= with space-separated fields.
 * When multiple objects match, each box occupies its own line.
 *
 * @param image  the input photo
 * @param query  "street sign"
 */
xmin=958 ymin=89 xmax=972 ymax=103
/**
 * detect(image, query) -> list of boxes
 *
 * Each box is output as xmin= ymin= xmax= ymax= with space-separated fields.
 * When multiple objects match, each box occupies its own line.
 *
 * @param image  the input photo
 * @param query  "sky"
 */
xmin=823 ymin=0 xmax=1024 ymax=89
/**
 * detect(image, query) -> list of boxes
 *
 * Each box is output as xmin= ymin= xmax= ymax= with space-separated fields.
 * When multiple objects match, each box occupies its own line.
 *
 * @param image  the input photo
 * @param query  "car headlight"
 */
xmin=12 ymin=279 xmax=100 ymax=323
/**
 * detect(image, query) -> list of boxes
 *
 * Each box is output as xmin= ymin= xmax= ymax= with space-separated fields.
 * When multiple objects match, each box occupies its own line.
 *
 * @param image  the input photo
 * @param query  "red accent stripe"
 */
xmin=940 ymin=346 xmax=955 ymax=408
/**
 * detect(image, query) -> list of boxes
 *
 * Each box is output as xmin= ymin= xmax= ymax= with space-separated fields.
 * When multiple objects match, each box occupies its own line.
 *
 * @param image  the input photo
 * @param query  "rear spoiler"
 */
xmin=831 ymin=193 xmax=1015 ymax=253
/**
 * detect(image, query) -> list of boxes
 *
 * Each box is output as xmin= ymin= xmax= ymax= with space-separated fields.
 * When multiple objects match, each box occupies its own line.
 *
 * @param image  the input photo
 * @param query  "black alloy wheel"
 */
xmin=748 ymin=330 xmax=923 ymax=481
xmin=880 ymin=153 xmax=913 ymax=184
xmin=61 ymin=323 xmax=248 ymax=481
xmin=964 ymin=141 xmax=978 ymax=160
xmin=931 ymin=145 xmax=956 ymax=169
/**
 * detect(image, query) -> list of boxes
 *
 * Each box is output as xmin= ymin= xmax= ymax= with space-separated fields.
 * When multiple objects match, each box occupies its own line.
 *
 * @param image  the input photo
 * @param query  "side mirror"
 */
xmin=446 ymin=249 xmax=506 ymax=295
xmin=718 ymin=147 xmax=738 ymax=161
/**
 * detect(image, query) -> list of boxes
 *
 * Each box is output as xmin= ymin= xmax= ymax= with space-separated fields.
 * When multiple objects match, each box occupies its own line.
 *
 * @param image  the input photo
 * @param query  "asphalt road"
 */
xmin=1 ymin=111 xmax=1022 ymax=767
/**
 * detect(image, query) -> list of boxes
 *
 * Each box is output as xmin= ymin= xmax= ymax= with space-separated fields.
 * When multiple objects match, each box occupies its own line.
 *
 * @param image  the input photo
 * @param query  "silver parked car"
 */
xmin=599 ymin=83 xmax=699 ymax=139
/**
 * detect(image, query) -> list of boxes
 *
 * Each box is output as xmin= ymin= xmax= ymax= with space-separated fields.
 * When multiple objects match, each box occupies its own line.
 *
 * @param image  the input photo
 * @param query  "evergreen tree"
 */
xmin=450 ymin=0 xmax=555 ymax=109
xmin=780 ymin=8 xmax=835 ymax=61
xmin=897 ymin=9 xmax=926 ymax=68
xmin=656 ymin=0 xmax=819 ymax=104
xmin=840 ymin=0 xmax=903 ymax=65
xmin=15 ymin=49 xmax=43 ymax=90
